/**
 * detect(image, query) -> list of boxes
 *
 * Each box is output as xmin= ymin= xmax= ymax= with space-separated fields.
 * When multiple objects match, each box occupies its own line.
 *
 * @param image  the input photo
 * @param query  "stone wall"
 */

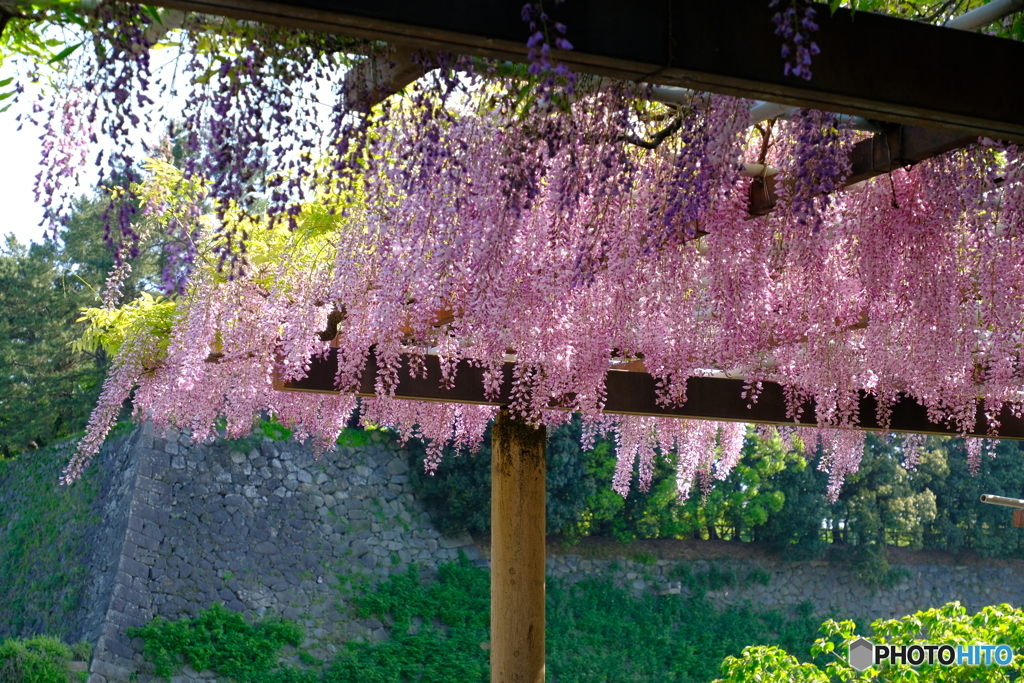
xmin=539 ymin=554 xmax=1024 ymax=625
xmin=75 ymin=428 xmax=144 ymax=651
xmin=31 ymin=425 xmax=1023 ymax=683
xmin=86 ymin=425 xmax=481 ymax=683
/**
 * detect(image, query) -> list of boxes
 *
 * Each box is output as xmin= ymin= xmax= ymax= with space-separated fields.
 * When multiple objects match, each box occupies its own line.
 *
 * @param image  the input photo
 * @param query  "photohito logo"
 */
xmin=847 ymin=638 xmax=1014 ymax=671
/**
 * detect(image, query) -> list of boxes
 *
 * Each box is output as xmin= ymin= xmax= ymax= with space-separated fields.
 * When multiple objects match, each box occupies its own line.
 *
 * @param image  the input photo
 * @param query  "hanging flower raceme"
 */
xmin=44 ymin=7 xmax=1024 ymax=502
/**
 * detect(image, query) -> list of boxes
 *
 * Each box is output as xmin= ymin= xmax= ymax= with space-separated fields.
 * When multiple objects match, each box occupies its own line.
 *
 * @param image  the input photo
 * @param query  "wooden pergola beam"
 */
xmin=140 ymin=0 xmax=1024 ymax=142
xmin=748 ymin=125 xmax=978 ymax=215
xmin=276 ymin=349 xmax=1024 ymax=440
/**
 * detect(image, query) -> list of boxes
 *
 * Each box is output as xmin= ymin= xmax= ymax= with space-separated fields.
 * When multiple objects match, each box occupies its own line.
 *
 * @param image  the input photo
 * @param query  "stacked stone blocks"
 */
xmin=71 ymin=424 xmax=1024 ymax=682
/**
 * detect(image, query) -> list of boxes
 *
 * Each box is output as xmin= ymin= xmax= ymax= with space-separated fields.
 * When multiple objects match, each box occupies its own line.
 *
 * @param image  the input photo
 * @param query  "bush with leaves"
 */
xmin=331 ymin=556 xmax=820 ymax=683
xmin=718 ymin=602 xmax=1024 ymax=683
xmin=0 ymin=635 xmax=76 ymax=683
xmin=126 ymin=602 xmax=303 ymax=682
xmin=327 ymin=560 xmax=491 ymax=683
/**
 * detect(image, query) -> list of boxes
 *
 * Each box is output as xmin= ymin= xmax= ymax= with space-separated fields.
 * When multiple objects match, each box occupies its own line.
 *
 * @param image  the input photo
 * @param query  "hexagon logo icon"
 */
xmin=849 ymin=638 xmax=874 ymax=671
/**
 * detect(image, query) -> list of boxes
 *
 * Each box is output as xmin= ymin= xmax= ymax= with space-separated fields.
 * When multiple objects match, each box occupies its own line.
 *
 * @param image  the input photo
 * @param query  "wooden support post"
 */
xmin=491 ymin=409 xmax=546 ymax=683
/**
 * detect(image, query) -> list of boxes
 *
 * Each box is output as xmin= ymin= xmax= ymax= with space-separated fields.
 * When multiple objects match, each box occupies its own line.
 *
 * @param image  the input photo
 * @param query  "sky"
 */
xmin=0 ymin=48 xmax=185 ymax=250
xmin=0 ymin=45 xmax=346 ymax=251
xmin=0 ymin=89 xmax=49 ymax=246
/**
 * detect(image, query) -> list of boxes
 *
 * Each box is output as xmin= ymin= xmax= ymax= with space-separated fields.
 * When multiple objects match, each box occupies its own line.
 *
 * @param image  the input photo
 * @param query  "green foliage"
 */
xmin=922 ymin=438 xmax=1024 ymax=558
xmin=830 ymin=434 xmax=937 ymax=550
xmin=260 ymin=417 xmax=293 ymax=442
xmin=719 ymin=602 xmax=1024 ymax=683
xmin=220 ymin=417 xmax=295 ymax=453
xmin=408 ymin=417 xmax=596 ymax=537
xmin=1 ymin=195 xmax=163 ymax=458
xmin=0 ymin=1 xmax=89 ymax=110
xmin=0 ymin=441 xmax=102 ymax=638
xmin=0 ymin=635 xmax=75 ymax=683
xmin=547 ymin=576 xmax=818 ymax=683
xmin=70 ymin=640 xmax=92 ymax=662
xmin=126 ymin=602 xmax=303 ymax=682
xmin=632 ymin=549 xmax=657 ymax=566
xmin=692 ymin=566 xmax=737 ymax=592
xmin=73 ymin=292 xmax=177 ymax=360
xmin=743 ymin=567 xmax=772 ymax=588
xmin=336 ymin=427 xmax=375 ymax=449
xmin=328 ymin=559 xmax=491 ymax=683
xmin=0 ymin=232 xmax=106 ymax=457
xmin=671 ymin=430 xmax=796 ymax=542
xmin=336 ymin=557 xmax=820 ymax=683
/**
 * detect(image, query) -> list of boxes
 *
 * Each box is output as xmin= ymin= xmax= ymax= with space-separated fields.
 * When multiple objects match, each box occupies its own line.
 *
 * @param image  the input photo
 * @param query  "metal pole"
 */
xmin=491 ymin=409 xmax=546 ymax=683
xmin=946 ymin=0 xmax=1024 ymax=30
xmin=980 ymin=494 xmax=1024 ymax=509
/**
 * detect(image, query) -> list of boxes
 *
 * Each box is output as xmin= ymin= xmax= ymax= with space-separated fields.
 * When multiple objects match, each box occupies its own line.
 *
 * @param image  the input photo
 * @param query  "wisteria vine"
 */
xmin=21 ymin=4 xmax=1023 ymax=503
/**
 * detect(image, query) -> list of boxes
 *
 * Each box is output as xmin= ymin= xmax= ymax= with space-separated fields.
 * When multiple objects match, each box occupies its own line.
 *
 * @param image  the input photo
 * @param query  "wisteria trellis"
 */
xmin=23 ymin=6 xmax=1021 ymax=501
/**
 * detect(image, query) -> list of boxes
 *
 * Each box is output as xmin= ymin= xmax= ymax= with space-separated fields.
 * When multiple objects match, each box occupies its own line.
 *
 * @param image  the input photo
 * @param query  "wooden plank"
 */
xmin=137 ymin=0 xmax=1024 ymax=142
xmin=747 ymin=124 xmax=979 ymax=215
xmin=490 ymin=410 xmax=546 ymax=683
xmin=276 ymin=348 xmax=1024 ymax=439
xmin=844 ymin=126 xmax=978 ymax=185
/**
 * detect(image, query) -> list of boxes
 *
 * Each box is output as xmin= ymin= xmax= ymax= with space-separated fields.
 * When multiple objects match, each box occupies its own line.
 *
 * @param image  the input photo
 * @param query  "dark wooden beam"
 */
xmin=747 ymin=124 xmax=978 ymax=215
xmin=844 ymin=126 xmax=978 ymax=186
xmin=275 ymin=348 xmax=1024 ymax=439
xmin=139 ymin=0 xmax=1024 ymax=142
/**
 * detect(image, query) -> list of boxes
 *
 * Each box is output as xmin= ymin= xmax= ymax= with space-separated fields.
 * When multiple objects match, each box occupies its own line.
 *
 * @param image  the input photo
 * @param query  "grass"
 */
xmin=0 ymin=441 xmax=103 ymax=638
xmin=131 ymin=557 xmax=822 ymax=683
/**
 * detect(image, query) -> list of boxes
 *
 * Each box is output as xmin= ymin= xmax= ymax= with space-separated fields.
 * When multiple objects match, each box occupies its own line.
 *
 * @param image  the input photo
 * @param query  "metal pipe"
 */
xmin=647 ymin=92 xmax=881 ymax=132
xmin=750 ymin=101 xmax=885 ymax=132
xmin=945 ymin=0 xmax=1024 ymax=30
xmin=648 ymin=85 xmax=694 ymax=105
xmin=749 ymin=101 xmax=797 ymax=124
xmin=980 ymin=493 xmax=1024 ymax=508
xmin=740 ymin=162 xmax=778 ymax=178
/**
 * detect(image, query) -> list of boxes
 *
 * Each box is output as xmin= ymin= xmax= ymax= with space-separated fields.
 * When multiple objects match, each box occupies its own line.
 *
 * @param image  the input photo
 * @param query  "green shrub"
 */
xmin=336 ymin=427 xmax=375 ymax=448
xmin=333 ymin=557 xmax=820 ymax=683
xmin=719 ymin=602 xmax=1024 ymax=683
xmin=743 ymin=567 xmax=772 ymax=588
xmin=0 ymin=635 xmax=74 ymax=683
xmin=633 ymin=550 xmax=657 ymax=566
xmin=326 ymin=557 xmax=491 ymax=683
xmin=0 ymin=442 xmax=101 ymax=638
xmin=127 ymin=603 xmax=303 ymax=682
xmin=70 ymin=640 xmax=92 ymax=662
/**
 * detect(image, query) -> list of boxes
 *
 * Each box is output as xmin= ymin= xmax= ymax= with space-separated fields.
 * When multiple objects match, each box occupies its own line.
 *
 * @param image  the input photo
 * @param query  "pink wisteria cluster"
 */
xmin=62 ymin=59 xmax=1023 ymax=502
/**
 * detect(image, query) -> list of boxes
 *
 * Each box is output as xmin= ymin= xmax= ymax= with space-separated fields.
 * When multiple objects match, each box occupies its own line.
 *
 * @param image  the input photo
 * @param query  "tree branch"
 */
xmin=619 ymin=116 xmax=684 ymax=150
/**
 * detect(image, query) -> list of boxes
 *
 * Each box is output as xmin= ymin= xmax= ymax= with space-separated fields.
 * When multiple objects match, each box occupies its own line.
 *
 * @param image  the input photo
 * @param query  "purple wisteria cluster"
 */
xmin=770 ymin=0 xmax=821 ymax=80
xmin=780 ymin=109 xmax=850 ymax=234
xmin=62 ymin=69 xmax=1024 ymax=505
xmin=33 ymin=4 xmax=1024 ymax=504
xmin=26 ymin=3 xmax=155 ymax=260
xmin=521 ymin=1 xmax=577 ymax=104
xmin=31 ymin=3 xmax=369 ymax=292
